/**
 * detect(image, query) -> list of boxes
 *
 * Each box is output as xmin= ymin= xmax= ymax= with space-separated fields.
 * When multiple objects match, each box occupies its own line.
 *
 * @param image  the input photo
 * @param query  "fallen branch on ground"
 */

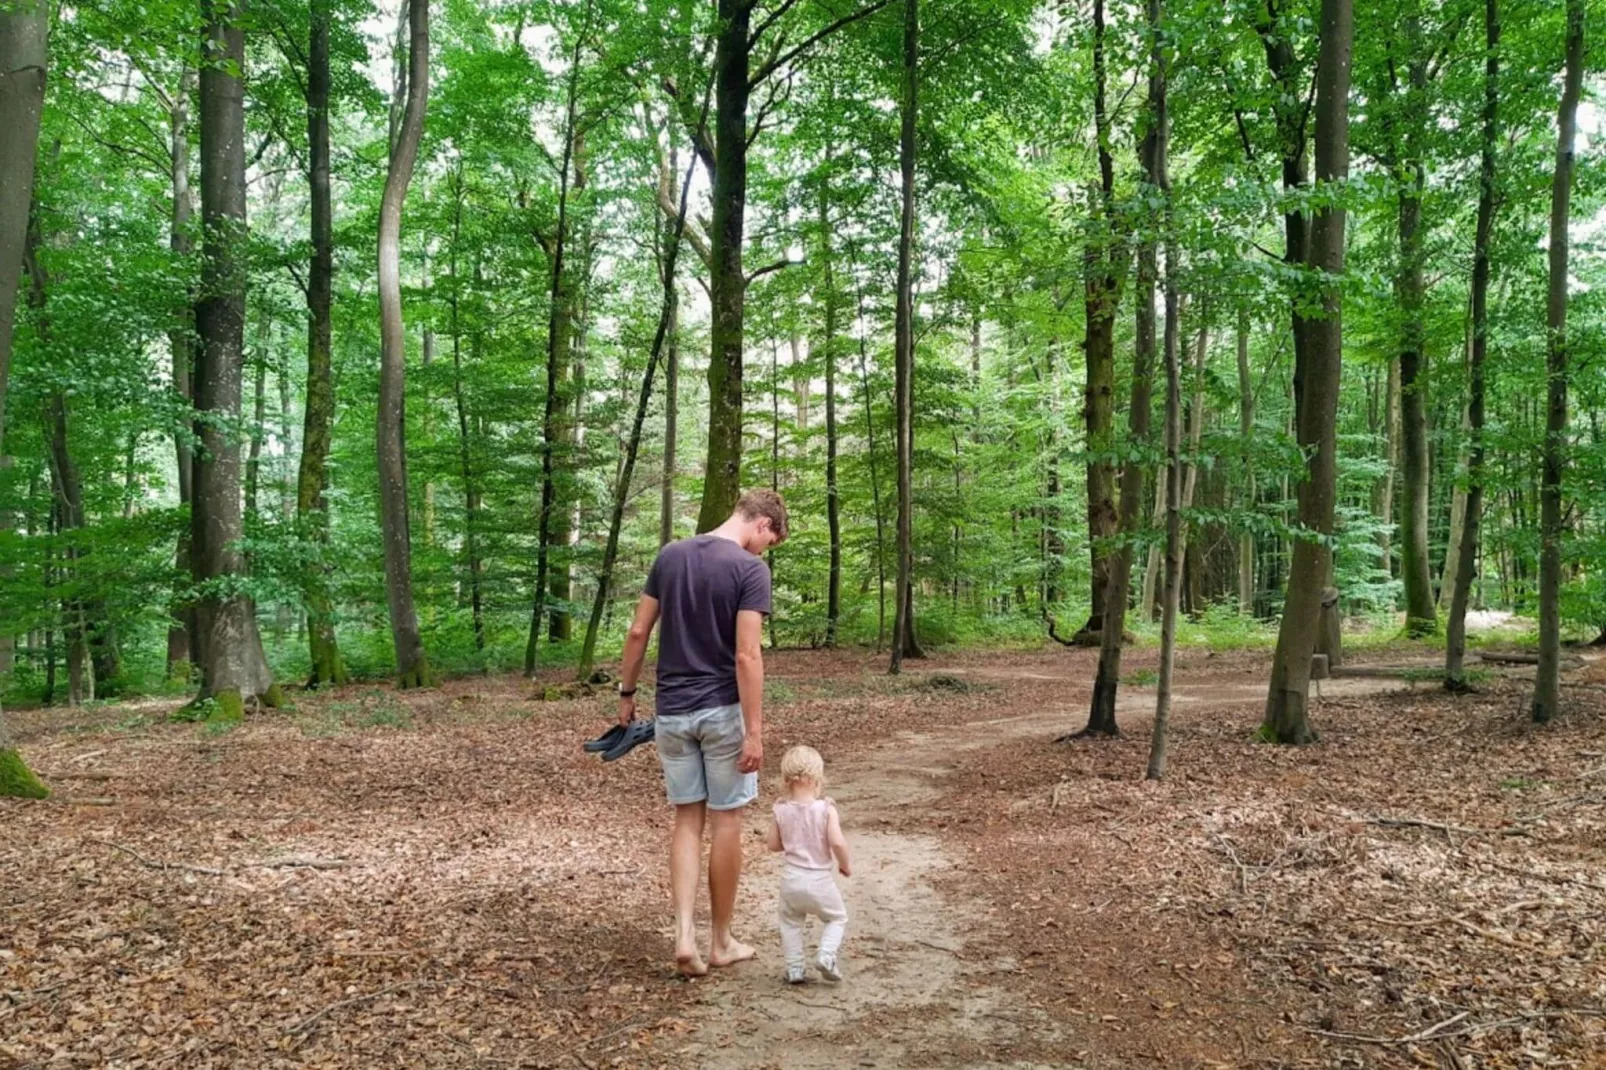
xmin=1305 ymin=1008 xmax=1604 ymax=1046
xmin=90 ymin=839 xmax=228 ymax=876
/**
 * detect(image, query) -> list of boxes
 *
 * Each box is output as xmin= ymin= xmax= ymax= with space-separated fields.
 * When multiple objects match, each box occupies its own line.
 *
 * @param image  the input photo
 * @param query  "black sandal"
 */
xmin=601 ymin=719 xmax=657 ymax=762
xmin=582 ymin=723 xmax=627 ymax=753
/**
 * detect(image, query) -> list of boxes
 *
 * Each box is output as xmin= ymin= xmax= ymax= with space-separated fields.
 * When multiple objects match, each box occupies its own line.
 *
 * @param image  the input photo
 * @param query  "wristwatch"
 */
xmin=617 ymin=684 xmax=637 ymax=698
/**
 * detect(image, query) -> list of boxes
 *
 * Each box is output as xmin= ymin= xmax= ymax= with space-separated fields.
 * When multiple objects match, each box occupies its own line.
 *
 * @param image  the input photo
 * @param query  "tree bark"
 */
xmin=1077 ymin=0 xmax=1120 ymax=642
xmin=889 ymin=0 xmax=920 ymax=674
xmin=854 ymin=267 xmax=889 ymax=652
xmin=193 ymin=0 xmax=276 ymax=712
xmin=446 ymin=171 xmax=484 ymax=655
xmin=819 ymin=184 xmax=842 ymax=647
xmin=1533 ymin=0 xmax=1582 ymax=724
xmin=166 ymin=66 xmax=198 ymax=677
xmin=527 ymin=8 xmax=586 ymax=675
xmin=1080 ymin=0 xmax=1159 ymax=739
xmin=1396 ymin=16 xmax=1436 ymax=637
xmin=1262 ymin=0 xmax=1351 ymax=744
xmin=695 ymin=0 xmax=752 ymax=533
xmin=576 ymin=97 xmax=704 ymax=681
xmin=1148 ymin=61 xmax=1181 ymax=779
xmin=376 ymin=0 xmax=432 ymax=688
xmin=1446 ymin=0 xmax=1498 ymax=692
xmin=1237 ymin=303 xmax=1255 ymax=614
xmin=297 ymin=0 xmax=345 ymax=686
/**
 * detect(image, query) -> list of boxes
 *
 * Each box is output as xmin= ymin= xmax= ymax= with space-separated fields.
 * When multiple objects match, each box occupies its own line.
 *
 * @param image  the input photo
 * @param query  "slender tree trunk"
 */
xmin=0 ymin=0 xmax=49 ymax=796
xmin=527 ymin=11 xmax=586 ymax=675
xmin=855 ymin=275 xmax=889 ymax=652
xmin=696 ymin=0 xmax=752 ymax=532
xmin=165 ymin=69 xmax=198 ymax=677
xmin=577 ymin=103 xmax=702 ymax=680
xmin=659 ymin=290 xmax=678 ymax=547
xmin=1378 ymin=355 xmax=1400 ymax=575
xmin=1533 ymin=0 xmax=1582 ymax=724
xmin=1237 ymin=304 xmax=1255 ymax=613
xmin=376 ymin=0 xmax=432 ymax=688
xmin=1078 ymin=0 xmax=1120 ymax=642
xmin=1262 ymin=0 xmax=1351 ymax=744
xmin=245 ymin=345 xmax=266 ymax=528
xmin=819 ymin=185 xmax=842 ymax=647
xmin=1446 ymin=0 xmax=1498 ymax=691
xmin=446 ymin=174 xmax=484 ymax=655
xmin=1148 ymin=144 xmax=1181 ymax=780
xmin=297 ymin=0 xmax=345 ymax=686
xmin=889 ymin=0 xmax=920 ymax=674
xmin=192 ymin=0 xmax=277 ymax=714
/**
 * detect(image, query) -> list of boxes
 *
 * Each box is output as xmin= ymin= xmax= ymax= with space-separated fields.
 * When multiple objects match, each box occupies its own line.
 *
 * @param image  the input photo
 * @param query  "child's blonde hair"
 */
xmin=781 ymin=745 xmax=825 ymax=786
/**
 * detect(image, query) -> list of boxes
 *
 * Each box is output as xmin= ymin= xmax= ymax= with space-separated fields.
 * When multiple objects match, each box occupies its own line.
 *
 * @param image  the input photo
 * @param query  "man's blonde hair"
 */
xmin=781 ymin=744 xmax=825 ymax=786
xmin=735 ymin=488 xmax=789 ymax=543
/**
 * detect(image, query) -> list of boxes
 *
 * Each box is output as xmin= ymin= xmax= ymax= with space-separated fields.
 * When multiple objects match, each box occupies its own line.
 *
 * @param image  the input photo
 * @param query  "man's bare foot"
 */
xmin=709 ymin=937 xmax=755 ymax=968
xmin=675 ymin=947 xmax=709 ymax=977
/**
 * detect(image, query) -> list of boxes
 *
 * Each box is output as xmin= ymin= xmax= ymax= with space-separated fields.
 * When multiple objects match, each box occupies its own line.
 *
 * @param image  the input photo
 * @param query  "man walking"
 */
xmin=616 ymin=489 xmax=788 ymax=976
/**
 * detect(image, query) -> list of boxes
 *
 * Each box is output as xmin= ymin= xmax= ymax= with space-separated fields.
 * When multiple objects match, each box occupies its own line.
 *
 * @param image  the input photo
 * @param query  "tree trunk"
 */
xmin=576 ymin=105 xmax=702 ymax=681
xmin=855 ymin=271 xmax=889 ymax=652
xmin=165 ymin=68 xmax=198 ymax=676
xmin=527 ymin=11 xmax=585 ymax=675
xmin=659 ymin=288 xmax=678 ymax=547
xmin=297 ymin=0 xmax=345 ymax=686
xmin=1080 ymin=0 xmax=1159 ymax=740
xmin=1378 ymin=355 xmax=1400 ymax=575
xmin=193 ymin=0 xmax=277 ymax=713
xmin=1262 ymin=0 xmax=1351 ymax=745
xmin=1446 ymin=0 xmax=1498 ymax=692
xmin=1396 ymin=24 xmax=1436 ymax=636
xmin=819 ymin=185 xmax=842 ymax=647
xmin=696 ymin=0 xmax=751 ymax=533
xmin=1148 ymin=34 xmax=1181 ymax=777
xmin=889 ymin=0 xmax=919 ymax=674
xmin=245 ymin=344 xmax=266 ymax=530
xmin=1533 ymin=0 xmax=1582 ymax=724
xmin=376 ymin=0 xmax=432 ymax=689
xmin=1237 ymin=304 xmax=1255 ymax=613
xmin=1077 ymin=0 xmax=1120 ymax=642
xmin=446 ymin=173 xmax=484 ymax=656
xmin=0 ymin=0 xmax=48 ymax=790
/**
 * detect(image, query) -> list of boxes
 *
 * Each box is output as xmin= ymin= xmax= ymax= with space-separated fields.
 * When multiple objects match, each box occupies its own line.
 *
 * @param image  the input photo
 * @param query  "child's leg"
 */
xmin=815 ymin=878 xmax=848 ymax=962
xmin=777 ymin=873 xmax=809 ymax=972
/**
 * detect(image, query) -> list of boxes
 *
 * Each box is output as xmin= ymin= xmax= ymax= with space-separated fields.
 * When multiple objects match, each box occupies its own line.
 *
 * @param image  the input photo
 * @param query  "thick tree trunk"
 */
xmin=696 ymin=0 xmax=751 ymax=533
xmin=820 ymin=186 xmax=842 ymax=647
xmin=193 ymin=0 xmax=276 ymax=714
xmin=1263 ymin=0 xmax=1351 ymax=744
xmin=1237 ymin=304 xmax=1255 ymax=613
xmin=375 ymin=0 xmax=432 ymax=688
xmin=1077 ymin=0 xmax=1120 ymax=642
xmin=1446 ymin=0 xmax=1498 ymax=692
xmin=1533 ymin=0 xmax=1582 ymax=724
xmin=527 ymin=13 xmax=585 ymax=675
xmin=1396 ymin=29 xmax=1436 ymax=636
xmin=889 ymin=0 xmax=919 ymax=674
xmin=297 ymin=0 xmax=345 ymax=686
xmin=1080 ymin=0 xmax=1159 ymax=739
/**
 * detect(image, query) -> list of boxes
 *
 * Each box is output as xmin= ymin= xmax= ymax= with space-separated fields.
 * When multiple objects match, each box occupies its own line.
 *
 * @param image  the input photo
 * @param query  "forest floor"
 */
xmin=3 ymin=640 xmax=1604 ymax=1069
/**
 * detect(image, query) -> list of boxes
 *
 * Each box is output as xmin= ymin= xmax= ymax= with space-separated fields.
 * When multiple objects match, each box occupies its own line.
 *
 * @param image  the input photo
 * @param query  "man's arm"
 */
xmin=734 ymin=608 xmax=765 ymax=773
xmin=617 ymin=595 xmax=660 ymax=725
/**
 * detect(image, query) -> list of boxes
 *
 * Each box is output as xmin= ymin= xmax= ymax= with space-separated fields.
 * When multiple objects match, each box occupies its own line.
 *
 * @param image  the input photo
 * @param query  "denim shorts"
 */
xmin=655 ymin=703 xmax=757 ymax=811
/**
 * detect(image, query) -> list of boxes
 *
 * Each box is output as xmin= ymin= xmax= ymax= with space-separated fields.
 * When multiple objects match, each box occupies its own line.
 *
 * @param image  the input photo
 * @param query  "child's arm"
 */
xmin=765 ymin=814 xmax=783 ymax=853
xmin=826 ymin=802 xmax=851 ymax=877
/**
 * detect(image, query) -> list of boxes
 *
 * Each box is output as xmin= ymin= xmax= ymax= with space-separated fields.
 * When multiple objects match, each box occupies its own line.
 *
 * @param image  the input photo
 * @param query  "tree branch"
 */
xmin=662 ymin=77 xmax=716 ymax=174
xmin=749 ymin=0 xmax=893 ymax=88
xmin=749 ymin=0 xmax=804 ymax=48
xmin=746 ymin=256 xmax=803 ymax=285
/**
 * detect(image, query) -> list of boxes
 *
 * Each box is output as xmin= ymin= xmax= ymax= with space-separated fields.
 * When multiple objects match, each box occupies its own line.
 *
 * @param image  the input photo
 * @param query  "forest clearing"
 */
xmin=4 ymin=638 xmax=1604 ymax=1069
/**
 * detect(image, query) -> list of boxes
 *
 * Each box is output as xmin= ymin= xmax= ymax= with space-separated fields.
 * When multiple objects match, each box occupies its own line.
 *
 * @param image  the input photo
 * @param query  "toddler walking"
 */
xmin=766 ymin=745 xmax=851 ymax=984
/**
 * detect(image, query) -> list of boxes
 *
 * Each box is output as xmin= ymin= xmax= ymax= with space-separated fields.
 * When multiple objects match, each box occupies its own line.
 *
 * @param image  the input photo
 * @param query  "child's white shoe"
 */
xmin=785 ymin=964 xmax=807 ymax=985
xmin=816 ymin=953 xmax=841 ymax=982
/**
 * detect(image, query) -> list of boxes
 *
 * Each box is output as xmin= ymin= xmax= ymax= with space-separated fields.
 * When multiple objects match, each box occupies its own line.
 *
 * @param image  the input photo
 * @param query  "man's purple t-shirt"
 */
xmin=644 ymin=534 xmax=772 ymax=716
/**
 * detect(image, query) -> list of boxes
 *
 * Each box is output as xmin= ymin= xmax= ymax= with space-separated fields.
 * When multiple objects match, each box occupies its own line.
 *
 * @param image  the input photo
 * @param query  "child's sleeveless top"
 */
xmin=773 ymin=798 xmax=834 ymax=870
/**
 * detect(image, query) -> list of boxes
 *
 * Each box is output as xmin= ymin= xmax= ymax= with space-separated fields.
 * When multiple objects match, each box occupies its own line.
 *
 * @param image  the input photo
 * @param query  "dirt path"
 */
xmin=671 ymin=668 xmax=1413 ymax=1069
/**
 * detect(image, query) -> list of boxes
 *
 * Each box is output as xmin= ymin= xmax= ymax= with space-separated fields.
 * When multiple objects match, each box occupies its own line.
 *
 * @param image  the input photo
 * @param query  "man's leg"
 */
xmin=671 ymin=802 xmax=708 ymax=976
xmin=707 ymin=806 xmax=755 ymax=966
